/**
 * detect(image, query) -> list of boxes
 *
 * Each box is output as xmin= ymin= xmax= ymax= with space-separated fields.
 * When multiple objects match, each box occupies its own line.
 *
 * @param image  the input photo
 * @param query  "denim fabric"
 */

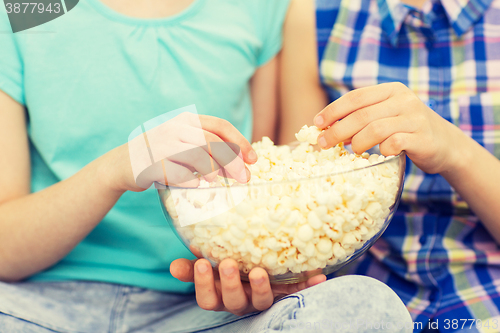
xmin=0 ymin=276 xmax=412 ymax=333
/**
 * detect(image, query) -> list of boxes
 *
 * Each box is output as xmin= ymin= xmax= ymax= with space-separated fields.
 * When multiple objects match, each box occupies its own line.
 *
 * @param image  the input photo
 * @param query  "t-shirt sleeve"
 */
xmin=251 ymin=0 xmax=291 ymax=66
xmin=0 ymin=8 xmax=24 ymax=105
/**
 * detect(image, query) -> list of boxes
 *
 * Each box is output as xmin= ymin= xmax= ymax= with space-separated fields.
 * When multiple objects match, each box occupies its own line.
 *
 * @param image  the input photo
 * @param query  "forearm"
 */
xmin=442 ymin=131 xmax=500 ymax=244
xmin=278 ymin=77 xmax=328 ymax=145
xmin=251 ymin=56 xmax=279 ymax=143
xmin=277 ymin=0 xmax=328 ymax=145
xmin=0 ymin=146 xmax=127 ymax=282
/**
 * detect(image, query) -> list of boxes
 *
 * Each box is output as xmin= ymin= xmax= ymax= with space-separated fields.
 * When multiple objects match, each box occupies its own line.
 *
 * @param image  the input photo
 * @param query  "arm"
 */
xmin=314 ymin=83 xmax=500 ymax=244
xmin=0 ymin=89 xmax=125 ymax=281
xmin=0 ymin=90 xmax=257 ymax=282
xmin=440 ymin=133 xmax=500 ymax=244
xmin=277 ymin=0 xmax=328 ymax=144
xmin=251 ymin=56 xmax=278 ymax=143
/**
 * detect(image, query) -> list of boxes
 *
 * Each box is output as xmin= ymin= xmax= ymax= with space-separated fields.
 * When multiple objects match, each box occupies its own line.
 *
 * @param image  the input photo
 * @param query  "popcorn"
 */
xmin=297 ymin=224 xmax=314 ymax=242
xmin=304 ymin=243 xmax=317 ymax=257
xmin=295 ymin=125 xmax=323 ymax=145
xmin=316 ymin=238 xmax=333 ymax=254
xmin=262 ymin=251 xmax=278 ymax=267
xmin=164 ymin=129 xmax=401 ymax=279
xmin=307 ymin=211 xmax=323 ymax=230
xmin=365 ymin=202 xmax=383 ymax=219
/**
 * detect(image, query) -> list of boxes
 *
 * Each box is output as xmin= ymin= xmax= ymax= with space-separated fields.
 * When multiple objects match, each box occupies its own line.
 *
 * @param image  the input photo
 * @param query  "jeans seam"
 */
xmin=267 ymin=294 xmax=303 ymax=331
xmin=0 ymin=311 xmax=66 ymax=333
xmin=178 ymin=312 xmax=260 ymax=333
xmin=109 ymin=286 xmax=129 ymax=333
xmin=0 ymin=308 xmax=84 ymax=333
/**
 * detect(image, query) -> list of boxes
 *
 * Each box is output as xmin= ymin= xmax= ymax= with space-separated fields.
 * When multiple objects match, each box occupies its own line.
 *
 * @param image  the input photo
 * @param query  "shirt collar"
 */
xmin=440 ymin=0 xmax=494 ymax=36
xmin=377 ymin=0 xmax=493 ymax=46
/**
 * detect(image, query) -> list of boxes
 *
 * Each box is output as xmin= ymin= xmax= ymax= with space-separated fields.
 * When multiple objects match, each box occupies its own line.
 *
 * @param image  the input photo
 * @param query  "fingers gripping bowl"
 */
xmin=158 ymin=135 xmax=406 ymax=284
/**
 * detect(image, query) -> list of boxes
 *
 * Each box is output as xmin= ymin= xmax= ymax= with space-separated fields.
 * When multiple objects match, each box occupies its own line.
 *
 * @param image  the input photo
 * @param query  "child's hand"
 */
xmin=313 ymin=82 xmax=466 ymax=175
xmin=112 ymin=113 xmax=258 ymax=193
xmin=170 ymin=257 xmax=326 ymax=316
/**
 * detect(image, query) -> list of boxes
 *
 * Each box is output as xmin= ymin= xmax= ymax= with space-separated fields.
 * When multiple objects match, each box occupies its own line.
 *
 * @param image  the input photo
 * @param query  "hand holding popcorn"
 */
xmin=313 ymin=82 xmax=466 ymax=174
xmin=295 ymin=125 xmax=323 ymax=145
xmin=125 ymin=111 xmax=257 ymax=192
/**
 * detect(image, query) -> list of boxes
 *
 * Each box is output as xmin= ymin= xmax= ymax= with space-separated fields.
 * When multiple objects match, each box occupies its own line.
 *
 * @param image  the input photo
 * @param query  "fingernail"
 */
xmin=252 ymin=277 xmax=265 ymax=285
xmin=222 ymin=267 xmax=236 ymax=276
xmin=318 ymin=136 xmax=327 ymax=148
xmin=240 ymin=167 xmax=249 ymax=182
xmin=245 ymin=168 xmax=251 ymax=182
xmin=197 ymin=263 xmax=209 ymax=274
xmin=248 ymin=150 xmax=257 ymax=162
xmin=315 ymin=115 xmax=324 ymax=126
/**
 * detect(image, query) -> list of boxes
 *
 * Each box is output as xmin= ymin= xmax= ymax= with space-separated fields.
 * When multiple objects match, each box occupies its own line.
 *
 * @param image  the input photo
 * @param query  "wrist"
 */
xmin=94 ymin=144 xmax=134 ymax=194
xmin=440 ymin=124 xmax=475 ymax=179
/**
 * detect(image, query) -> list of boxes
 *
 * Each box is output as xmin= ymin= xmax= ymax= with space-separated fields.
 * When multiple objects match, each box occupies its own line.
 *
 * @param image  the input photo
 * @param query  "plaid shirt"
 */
xmin=317 ymin=0 xmax=500 ymax=331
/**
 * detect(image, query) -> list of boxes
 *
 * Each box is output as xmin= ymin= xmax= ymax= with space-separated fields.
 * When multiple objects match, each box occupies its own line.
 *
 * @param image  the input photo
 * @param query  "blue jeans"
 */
xmin=0 ymin=275 xmax=412 ymax=333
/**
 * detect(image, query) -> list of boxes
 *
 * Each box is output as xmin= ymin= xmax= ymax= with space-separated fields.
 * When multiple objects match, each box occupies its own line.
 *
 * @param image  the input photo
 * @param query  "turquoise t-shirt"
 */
xmin=0 ymin=0 xmax=290 ymax=293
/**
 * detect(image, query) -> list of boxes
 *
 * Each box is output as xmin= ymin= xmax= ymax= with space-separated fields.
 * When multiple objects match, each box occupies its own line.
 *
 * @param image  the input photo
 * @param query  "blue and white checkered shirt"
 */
xmin=317 ymin=0 xmax=500 ymax=331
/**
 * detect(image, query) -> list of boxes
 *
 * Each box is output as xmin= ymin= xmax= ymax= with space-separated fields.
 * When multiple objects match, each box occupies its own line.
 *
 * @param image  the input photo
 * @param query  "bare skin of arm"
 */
xmin=0 ymin=90 xmax=127 ymax=281
xmin=251 ymin=56 xmax=279 ymax=143
xmin=277 ymin=0 xmax=328 ymax=144
xmin=440 ymin=134 xmax=500 ymax=244
xmin=0 ymin=89 xmax=257 ymax=282
xmin=315 ymin=82 xmax=500 ymax=244
xmin=311 ymin=0 xmax=500 ymax=245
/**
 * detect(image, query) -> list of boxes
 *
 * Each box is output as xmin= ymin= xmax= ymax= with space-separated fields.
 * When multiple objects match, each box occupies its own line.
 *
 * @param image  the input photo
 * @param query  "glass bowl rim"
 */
xmin=155 ymin=150 xmax=406 ymax=191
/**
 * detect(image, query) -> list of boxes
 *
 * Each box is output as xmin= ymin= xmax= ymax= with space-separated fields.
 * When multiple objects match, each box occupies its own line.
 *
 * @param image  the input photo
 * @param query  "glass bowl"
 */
xmin=157 ymin=146 xmax=406 ymax=284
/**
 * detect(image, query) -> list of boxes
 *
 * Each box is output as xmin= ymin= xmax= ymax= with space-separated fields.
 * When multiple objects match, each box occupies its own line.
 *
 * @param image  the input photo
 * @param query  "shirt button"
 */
xmin=426 ymin=99 xmax=436 ymax=111
xmin=419 ymin=235 xmax=427 ymax=245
